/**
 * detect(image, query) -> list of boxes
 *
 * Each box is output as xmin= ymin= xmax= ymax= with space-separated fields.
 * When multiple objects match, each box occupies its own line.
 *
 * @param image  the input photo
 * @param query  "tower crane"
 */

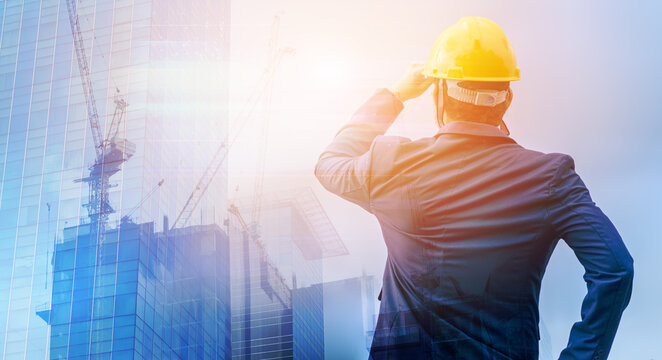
xmin=223 ymin=20 xmax=293 ymax=353
xmin=171 ymin=16 xmax=293 ymax=230
xmin=250 ymin=15 xmax=281 ymax=227
xmin=121 ymin=179 xmax=165 ymax=224
xmin=66 ymin=0 xmax=135 ymax=230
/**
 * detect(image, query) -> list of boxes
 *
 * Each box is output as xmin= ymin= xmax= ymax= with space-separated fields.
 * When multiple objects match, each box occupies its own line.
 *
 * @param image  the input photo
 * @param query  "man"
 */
xmin=315 ymin=17 xmax=633 ymax=360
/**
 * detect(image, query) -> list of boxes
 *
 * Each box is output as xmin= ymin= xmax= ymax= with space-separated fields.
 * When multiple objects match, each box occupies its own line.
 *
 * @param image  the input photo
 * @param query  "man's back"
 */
xmin=316 ymin=89 xmax=633 ymax=359
xmin=370 ymin=120 xmax=565 ymax=359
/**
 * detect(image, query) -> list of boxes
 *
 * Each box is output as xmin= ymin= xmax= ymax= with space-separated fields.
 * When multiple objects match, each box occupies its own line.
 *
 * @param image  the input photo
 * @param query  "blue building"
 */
xmin=322 ymin=275 xmax=377 ymax=360
xmin=229 ymin=221 xmax=294 ymax=359
xmin=37 ymin=222 xmax=231 ymax=359
xmin=229 ymin=188 xmax=347 ymax=360
xmin=0 ymin=0 xmax=229 ymax=358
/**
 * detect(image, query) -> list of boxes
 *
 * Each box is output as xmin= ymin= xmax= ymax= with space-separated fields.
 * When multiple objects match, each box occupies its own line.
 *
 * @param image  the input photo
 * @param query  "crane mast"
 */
xmin=226 ymin=22 xmax=295 ymax=352
xmin=66 ymin=0 xmax=134 ymax=228
xmin=66 ymin=0 xmax=103 ymax=159
xmin=250 ymin=16 xmax=280 ymax=225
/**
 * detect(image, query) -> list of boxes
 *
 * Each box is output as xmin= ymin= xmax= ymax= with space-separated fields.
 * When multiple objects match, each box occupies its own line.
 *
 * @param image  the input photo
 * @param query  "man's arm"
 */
xmin=549 ymin=155 xmax=634 ymax=360
xmin=314 ymin=64 xmax=432 ymax=210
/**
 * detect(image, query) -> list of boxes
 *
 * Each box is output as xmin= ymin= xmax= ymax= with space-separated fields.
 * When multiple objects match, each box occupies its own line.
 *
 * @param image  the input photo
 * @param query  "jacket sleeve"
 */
xmin=549 ymin=155 xmax=634 ymax=360
xmin=314 ymin=88 xmax=404 ymax=211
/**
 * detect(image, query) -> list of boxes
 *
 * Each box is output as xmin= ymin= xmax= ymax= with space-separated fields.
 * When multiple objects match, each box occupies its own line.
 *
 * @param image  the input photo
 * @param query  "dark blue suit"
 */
xmin=315 ymin=89 xmax=633 ymax=359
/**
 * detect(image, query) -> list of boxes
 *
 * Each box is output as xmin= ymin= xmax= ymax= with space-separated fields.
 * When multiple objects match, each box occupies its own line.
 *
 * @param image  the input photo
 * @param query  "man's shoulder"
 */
xmin=538 ymin=151 xmax=575 ymax=173
xmin=372 ymin=134 xmax=413 ymax=147
xmin=368 ymin=135 xmax=434 ymax=176
xmin=371 ymin=134 xmax=435 ymax=151
xmin=483 ymin=145 xmax=577 ymax=189
xmin=510 ymin=146 xmax=574 ymax=169
xmin=369 ymin=134 xmax=436 ymax=159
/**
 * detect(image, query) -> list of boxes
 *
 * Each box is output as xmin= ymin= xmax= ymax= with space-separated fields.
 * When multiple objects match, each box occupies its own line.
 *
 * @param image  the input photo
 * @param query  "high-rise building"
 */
xmin=228 ymin=220 xmax=293 ymax=359
xmin=229 ymin=188 xmax=347 ymax=360
xmin=0 ymin=0 xmax=229 ymax=358
xmin=322 ymin=275 xmax=377 ymax=360
xmin=37 ymin=222 xmax=231 ymax=359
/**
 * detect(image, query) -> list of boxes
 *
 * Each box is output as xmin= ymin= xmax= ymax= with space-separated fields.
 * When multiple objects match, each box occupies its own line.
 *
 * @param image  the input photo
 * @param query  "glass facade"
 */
xmin=229 ymin=189 xmax=343 ymax=360
xmin=229 ymin=223 xmax=294 ymax=359
xmin=38 ymin=222 xmax=231 ymax=360
xmin=259 ymin=202 xmax=324 ymax=360
xmin=291 ymin=285 xmax=323 ymax=360
xmin=0 ymin=0 xmax=229 ymax=359
xmin=0 ymin=1 xmax=355 ymax=359
xmin=322 ymin=276 xmax=377 ymax=360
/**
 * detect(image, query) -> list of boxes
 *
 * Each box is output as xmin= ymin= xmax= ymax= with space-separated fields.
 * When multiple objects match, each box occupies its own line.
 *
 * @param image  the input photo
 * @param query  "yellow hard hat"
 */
xmin=424 ymin=17 xmax=520 ymax=82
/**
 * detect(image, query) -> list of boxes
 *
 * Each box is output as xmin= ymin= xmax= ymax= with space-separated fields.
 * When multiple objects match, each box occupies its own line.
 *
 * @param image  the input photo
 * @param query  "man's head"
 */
xmin=433 ymin=79 xmax=513 ymax=130
xmin=424 ymin=17 xmax=519 ymax=132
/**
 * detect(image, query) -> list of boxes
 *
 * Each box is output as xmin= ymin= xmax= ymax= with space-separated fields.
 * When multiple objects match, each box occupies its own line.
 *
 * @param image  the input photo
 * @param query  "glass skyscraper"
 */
xmin=322 ymin=275 xmax=377 ymax=360
xmin=38 ymin=222 xmax=231 ymax=359
xmin=229 ymin=219 xmax=293 ymax=359
xmin=0 ymin=0 xmax=230 ymax=358
xmin=229 ymin=188 xmax=346 ymax=360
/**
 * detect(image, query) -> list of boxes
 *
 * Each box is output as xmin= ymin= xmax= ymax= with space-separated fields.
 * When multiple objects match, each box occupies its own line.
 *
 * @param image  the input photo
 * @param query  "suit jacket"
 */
xmin=315 ymin=89 xmax=634 ymax=360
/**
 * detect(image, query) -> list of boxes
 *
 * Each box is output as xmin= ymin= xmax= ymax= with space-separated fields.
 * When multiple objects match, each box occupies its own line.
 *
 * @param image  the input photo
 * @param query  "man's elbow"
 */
xmin=611 ymin=255 xmax=634 ymax=308
xmin=314 ymin=157 xmax=334 ymax=193
xmin=602 ymin=240 xmax=634 ymax=285
xmin=314 ymin=155 xmax=360 ymax=198
xmin=314 ymin=157 xmax=326 ymax=183
xmin=590 ymin=249 xmax=634 ymax=300
xmin=621 ymin=257 xmax=634 ymax=286
xmin=616 ymin=246 xmax=634 ymax=284
xmin=605 ymin=253 xmax=634 ymax=287
xmin=619 ymin=258 xmax=634 ymax=308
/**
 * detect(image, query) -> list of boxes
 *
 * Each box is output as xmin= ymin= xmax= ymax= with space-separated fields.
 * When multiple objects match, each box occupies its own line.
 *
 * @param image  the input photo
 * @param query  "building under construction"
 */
xmin=228 ymin=188 xmax=347 ymax=360
xmin=0 ymin=0 xmax=230 ymax=358
xmin=37 ymin=221 xmax=232 ymax=359
xmin=0 ymin=0 xmax=356 ymax=358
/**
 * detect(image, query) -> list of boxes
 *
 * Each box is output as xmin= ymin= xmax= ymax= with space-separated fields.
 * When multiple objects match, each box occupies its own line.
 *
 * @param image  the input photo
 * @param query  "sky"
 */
xmin=227 ymin=1 xmax=662 ymax=358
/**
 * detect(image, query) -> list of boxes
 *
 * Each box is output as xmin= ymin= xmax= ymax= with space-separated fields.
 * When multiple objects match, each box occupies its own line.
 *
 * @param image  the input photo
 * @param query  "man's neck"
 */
xmin=441 ymin=114 xmax=500 ymax=128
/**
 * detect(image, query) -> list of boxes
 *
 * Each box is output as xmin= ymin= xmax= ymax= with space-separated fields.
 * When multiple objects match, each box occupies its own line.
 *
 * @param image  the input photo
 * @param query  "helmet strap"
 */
xmin=447 ymin=81 xmax=508 ymax=107
xmin=499 ymin=118 xmax=510 ymax=136
xmin=442 ymin=79 xmax=450 ymax=127
xmin=498 ymin=88 xmax=513 ymax=135
xmin=433 ymin=80 xmax=446 ymax=128
xmin=436 ymin=80 xmax=512 ymax=135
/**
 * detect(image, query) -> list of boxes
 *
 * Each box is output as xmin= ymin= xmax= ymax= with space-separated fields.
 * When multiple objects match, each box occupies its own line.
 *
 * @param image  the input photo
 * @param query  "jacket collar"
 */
xmin=435 ymin=121 xmax=515 ymax=142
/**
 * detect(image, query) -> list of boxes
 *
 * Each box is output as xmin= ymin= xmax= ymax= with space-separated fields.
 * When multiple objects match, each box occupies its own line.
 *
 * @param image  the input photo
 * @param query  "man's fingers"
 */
xmin=409 ymin=63 xmax=425 ymax=76
xmin=390 ymin=63 xmax=435 ymax=102
xmin=409 ymin=64 xmax=433 ymax=84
